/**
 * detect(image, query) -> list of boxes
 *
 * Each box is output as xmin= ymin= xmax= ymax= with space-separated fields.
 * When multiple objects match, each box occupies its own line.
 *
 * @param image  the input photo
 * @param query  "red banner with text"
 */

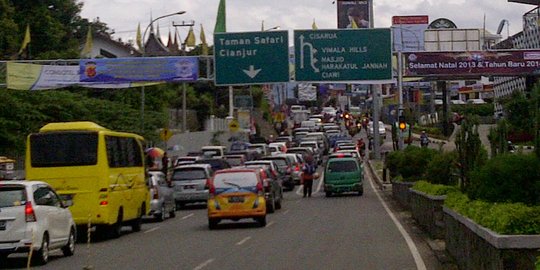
xmin=403 ymin=50 xmax=540 ymax=77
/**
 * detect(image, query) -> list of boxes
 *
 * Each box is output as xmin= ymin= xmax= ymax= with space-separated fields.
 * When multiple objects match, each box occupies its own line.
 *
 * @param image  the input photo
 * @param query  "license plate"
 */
xmin=183 ymin=185 xmax=195 ymax=190
xmin=0 ymin=221 xmax=6 ymax=231
xmin=228 ymin=196 xmax=245 ymax=203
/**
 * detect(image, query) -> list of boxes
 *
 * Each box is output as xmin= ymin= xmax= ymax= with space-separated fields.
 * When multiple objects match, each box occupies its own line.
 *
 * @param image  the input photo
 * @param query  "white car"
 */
xmin=0 ymin=181 xmax=76 ymax=265
xmin=368 ymin=121 xmax=387 ymax=139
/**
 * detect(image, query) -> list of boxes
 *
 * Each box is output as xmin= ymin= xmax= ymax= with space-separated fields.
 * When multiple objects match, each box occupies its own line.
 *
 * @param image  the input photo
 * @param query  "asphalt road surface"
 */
xmin=3 ymin=159 xmax=445 ymax=270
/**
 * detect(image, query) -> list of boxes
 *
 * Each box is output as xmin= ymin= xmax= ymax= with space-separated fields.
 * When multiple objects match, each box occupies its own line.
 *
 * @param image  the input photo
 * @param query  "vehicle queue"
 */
xmin=0 ymin=107 xmax=370 ymax=266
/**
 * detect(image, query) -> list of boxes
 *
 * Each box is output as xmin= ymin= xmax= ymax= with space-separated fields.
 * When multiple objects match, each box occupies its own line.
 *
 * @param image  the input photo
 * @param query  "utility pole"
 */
xmin=172 ymin=20 xmax=195 ymax=133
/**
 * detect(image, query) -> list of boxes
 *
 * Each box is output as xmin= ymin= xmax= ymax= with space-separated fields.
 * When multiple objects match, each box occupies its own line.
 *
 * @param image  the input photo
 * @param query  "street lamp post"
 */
xmin=140 ymin=11 xmax=186 ymax=133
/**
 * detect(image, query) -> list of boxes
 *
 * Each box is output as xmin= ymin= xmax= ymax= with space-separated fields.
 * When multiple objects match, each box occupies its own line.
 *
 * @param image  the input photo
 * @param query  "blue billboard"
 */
xmin=80 ymin=57 xmax=198 ymax=83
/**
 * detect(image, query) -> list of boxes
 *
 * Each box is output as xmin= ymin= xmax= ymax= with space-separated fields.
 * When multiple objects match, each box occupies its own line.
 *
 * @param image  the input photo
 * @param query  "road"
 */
xmin=2 ymin=156 xmax=444 ymax=270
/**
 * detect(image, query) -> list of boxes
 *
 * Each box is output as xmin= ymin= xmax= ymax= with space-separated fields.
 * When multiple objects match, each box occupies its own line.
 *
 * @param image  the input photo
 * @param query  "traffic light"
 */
xmin=398 ymin=115 xmax=406 ymax=131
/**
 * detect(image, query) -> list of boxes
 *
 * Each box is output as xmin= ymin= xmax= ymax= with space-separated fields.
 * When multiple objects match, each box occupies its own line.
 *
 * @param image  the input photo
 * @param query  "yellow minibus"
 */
xmin=25 ymin=121 xmax=149 ymax=238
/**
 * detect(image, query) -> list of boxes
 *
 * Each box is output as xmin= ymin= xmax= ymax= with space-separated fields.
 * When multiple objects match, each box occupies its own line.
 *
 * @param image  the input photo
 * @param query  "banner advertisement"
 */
xmin=392 ymin=16 xmax=429 ymax=52
xmin=237 ymin=110 xmax=251 ymax=131
xmin=7 ymin=63 xmax=79 ymax=90
xmin=404 ymin=50 xmax=540 ymax=77
xmin=337 ymin=0 xmax=370 ymax=29
xmin=7 ymin=62 xmax=160 ymax=90
xmin=80 ymin=57 xmax=198 ymax=83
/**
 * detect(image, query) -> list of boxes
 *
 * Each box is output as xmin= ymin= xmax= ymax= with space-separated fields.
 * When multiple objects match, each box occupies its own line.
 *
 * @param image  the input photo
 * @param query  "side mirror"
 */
xmin=63 ymin=199 xmax=74 ymax=208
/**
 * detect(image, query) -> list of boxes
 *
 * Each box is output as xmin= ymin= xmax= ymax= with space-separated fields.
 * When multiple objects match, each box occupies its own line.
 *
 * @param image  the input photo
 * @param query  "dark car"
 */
xmin=194 ymin=158 xmax=231 ymax=171
xmin=242 ymin=164 xmax=283 ymax=213
xmin=224 ymin=154 xmax=246 ymax=167
xmin=259 ymin=156 xmax=296 ymax=190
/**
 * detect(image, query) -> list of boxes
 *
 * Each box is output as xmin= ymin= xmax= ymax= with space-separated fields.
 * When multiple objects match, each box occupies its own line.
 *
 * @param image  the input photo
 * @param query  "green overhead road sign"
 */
xmin=214 ymin=31 xmax=289 ymax=85
xmin=294 ymin=29 xmax=393 ymax=83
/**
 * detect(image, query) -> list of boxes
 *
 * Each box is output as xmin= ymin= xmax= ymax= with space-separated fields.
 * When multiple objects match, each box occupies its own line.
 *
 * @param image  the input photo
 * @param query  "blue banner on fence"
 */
xmin=79 ymin=57 xmax=198 ymax=83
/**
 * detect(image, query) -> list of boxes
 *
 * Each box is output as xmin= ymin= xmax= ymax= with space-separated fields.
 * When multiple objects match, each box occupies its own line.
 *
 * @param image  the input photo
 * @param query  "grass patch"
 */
xmin=411 ymin=181 xmax=459 ymax=196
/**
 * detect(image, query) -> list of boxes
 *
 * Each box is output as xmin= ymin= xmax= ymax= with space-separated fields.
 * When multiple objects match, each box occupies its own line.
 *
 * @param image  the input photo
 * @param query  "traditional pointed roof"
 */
xmin=166 ymin=29 xmax=172 ymax=47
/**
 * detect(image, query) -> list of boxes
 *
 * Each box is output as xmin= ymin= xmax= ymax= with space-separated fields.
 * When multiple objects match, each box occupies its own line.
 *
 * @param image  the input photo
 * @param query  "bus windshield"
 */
xmin=30 ymin=132 xmax=98 ymax=167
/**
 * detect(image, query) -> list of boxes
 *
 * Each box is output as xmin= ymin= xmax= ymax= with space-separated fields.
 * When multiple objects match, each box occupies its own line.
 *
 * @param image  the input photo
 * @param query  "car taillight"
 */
xmin=206 ymin=179 xmax=216 ymax=197
xmin=256 ymin=181 xmax=264 ymax=196
xmin=295 ymin=165 xmax=300 ymax=171
xmin=25 ymin=202 xmax=36 ymax=222
xmin=153 ymin=187 xmax=159 ymax=200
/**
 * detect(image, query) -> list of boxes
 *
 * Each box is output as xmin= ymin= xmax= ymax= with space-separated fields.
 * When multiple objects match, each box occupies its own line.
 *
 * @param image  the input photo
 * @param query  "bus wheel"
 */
xmin=109 ymin=210 xmax=123 ymax=239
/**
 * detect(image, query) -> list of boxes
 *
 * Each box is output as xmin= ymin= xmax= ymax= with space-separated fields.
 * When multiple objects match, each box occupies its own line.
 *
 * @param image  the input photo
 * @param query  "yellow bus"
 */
xmin=25 ymin=121 xmax=149 ymax=238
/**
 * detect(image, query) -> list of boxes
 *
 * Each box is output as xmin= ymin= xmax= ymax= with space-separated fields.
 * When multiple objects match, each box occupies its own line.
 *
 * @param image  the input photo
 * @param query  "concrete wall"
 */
xmin=409 ymin=190 xmax=446 ymax=239
xmin=391 ymin=181 xmax=415 ymax=210
xmin=165 ymin=130 xmax=232 ymax=161
xmin=444 ymin=207 xmax=540 ymax=270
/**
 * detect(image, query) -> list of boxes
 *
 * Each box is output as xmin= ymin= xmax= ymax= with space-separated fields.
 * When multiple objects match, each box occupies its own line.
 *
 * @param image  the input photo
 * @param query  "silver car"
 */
xmin=147 ymin=171 xmax=176 ymax=221
xmin=0 ymin=181 xmax=76 ymax=265
xmin=171 ymin=164 xmax=213 ymax=208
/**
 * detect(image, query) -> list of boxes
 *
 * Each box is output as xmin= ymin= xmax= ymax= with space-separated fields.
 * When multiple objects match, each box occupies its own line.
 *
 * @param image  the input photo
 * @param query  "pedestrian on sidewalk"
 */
xmin=302 ymin=155 xmax=316 ymax=198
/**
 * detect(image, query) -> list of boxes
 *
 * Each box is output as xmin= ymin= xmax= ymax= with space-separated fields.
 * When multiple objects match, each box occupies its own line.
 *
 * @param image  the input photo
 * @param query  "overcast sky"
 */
xmin=80 ymin=0 xmax=535 ymax=46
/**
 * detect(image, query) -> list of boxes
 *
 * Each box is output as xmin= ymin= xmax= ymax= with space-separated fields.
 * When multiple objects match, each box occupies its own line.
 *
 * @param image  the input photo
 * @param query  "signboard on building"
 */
xmin=337 ymin=0 xmax=370 ymax=29
xmin=424 ymin=29 xmax=481 ymax=51
xmin=294 ymin=29 xmax=393 ymax=83
xmin=403 ymin=50 xmax=540 ymax=77
xmin=214 ymin=31 xmax=289 ymax=85
xmin=392 ymin=16 xmax=429 ymax=52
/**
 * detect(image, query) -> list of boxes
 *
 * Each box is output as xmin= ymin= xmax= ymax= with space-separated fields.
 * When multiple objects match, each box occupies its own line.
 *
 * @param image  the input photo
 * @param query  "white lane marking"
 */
xmin=193 ymin=258 xmax=215 ymax=270
xmin=367 ymin=167 xmax=427 ymax=270
xmin=267 ymin=221 xmax=275 ymax=227
xmin=182 ymin=213 xmax=195 ymax=220
xmin=143 ymin=226 xmax=160 ymax=234
xmin=283 ymin=209 xmax=290 ymax=215
xmin=236 ymin=236 xmax=252 ymax=246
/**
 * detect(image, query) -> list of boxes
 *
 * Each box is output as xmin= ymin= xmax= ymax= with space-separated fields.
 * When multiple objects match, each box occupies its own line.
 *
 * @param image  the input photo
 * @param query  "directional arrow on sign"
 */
xmin=242 ymin=65 xmax=262 ymax=79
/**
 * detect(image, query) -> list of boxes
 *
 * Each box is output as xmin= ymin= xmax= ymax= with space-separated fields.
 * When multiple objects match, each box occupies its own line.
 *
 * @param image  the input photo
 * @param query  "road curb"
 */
xmin=366 ymin=160 xmax=385 ymax=190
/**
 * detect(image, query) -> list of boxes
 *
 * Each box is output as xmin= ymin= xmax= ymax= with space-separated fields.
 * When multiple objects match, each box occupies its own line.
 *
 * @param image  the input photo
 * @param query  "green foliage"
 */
xmin=451 ymin=103 xmax=494 ymax=117
xmin=0 ymin=89 xmax=166 ymax=155
xmin=488 ymin=119 xmax=511 ymax=157
xmin=468 ymin=153 xmax=540 ymax=205
xmin=385 ymin=145 xmax=438 ymax=182
xmin=425 ymin=151 xmax=458 ymax=185
xmin=455 ymin=116 xmax=487 ymax=191
xmin=445 ymin=192 xmax=540 ymax=234
xmin=412 ymin=181 xmax=459 ymax=196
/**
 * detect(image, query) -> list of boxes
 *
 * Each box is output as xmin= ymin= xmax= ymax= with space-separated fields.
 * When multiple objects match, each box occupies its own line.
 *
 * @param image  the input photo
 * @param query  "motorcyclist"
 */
xmin=357 ymin=138 xmax=366 ymax=157
xmin=420 ymin=131 xmax=429 ymax=148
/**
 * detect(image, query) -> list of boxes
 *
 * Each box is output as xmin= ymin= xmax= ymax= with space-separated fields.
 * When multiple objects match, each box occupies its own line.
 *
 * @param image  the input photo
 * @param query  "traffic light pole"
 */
xmin=397 ymin=51 xmax=404 ymax=150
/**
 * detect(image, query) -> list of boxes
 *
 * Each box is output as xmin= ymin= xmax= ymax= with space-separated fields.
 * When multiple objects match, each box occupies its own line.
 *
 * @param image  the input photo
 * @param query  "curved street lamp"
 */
xmin=140 ymin=11 xmax=186 ymax=133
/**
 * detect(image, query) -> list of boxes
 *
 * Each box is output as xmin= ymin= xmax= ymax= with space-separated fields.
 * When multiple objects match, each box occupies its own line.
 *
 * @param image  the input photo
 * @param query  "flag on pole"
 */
xmin=136 ymin=23 xmax=142 ymax=51
xmin=312 ymin=19 xmax=318 ymax=30
xmin=185 ymin=26 xmax=196 ymax=47
xmin=214 ymin=0 xmax=226 ymax=33
xmin=200 ymin=24 xmax=209 ymax=56
xmin=81 ymin=26 xmax=93 ymax=57
xmin=18 ymin=24 xmax=31 ymax=55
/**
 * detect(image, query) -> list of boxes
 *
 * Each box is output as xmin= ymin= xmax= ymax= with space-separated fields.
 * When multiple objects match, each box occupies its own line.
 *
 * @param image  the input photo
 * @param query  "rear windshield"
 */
xmin=262 ymin=158 xmax=287 ymax=167
xmin=213 ymin=172 xmax=258 ymax=188
xmin=0 ymin=186 xmax=27 ymax=208
xmin=328 ymin=160 xmax=359 ymax=173
xmin=226 ymin=157 xmax=243 ymax=166
xmin=172 ymin=168 xmax=207 ymax=181
xmin=30 ymin=132 xmax=98 ymax=167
